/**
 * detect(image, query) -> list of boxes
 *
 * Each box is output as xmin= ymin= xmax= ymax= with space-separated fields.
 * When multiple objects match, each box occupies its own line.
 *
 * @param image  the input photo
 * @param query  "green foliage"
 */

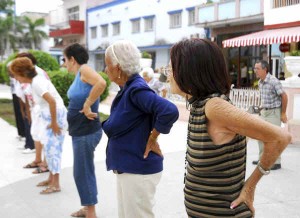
xmin=0 ymin=98 xmax=15 ymax=126
xmin=0 ymin=50 xmax=60 ymax=84
xmin=290 ymin=50 xmax=300 ymax=56
xmin=48 ymin=70 xmax=75 ymax=107
xmin=29 ymin=50 xmax=60 ymax=71
xmin=99 ymin=72 xmax=111 ymax=102
xmin=22 ymin=16 xmax=48 ymax=50
xmin=47 ymin=70 xmax=111 ymax=107
xmin=142 ymin=51 xmax=152 ymax=59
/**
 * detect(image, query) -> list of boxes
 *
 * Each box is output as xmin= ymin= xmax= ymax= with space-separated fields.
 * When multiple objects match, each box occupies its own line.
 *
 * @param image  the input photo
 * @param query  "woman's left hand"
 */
xmin=230 ymin=181 xmax=255 ymax=216
xmin=144 ymin=137 xmax=163 ymax=159
xmin=80 ymin=104 xmax=97 ymax=120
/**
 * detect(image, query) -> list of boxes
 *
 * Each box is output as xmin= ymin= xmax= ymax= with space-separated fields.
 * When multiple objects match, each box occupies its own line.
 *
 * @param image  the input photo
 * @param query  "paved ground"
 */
xmin=0 ymin=84 xmax=300 ymax=218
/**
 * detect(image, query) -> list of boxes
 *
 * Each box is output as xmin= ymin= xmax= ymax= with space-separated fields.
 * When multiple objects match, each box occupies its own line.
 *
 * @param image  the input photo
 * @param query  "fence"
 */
xmin=229 ymin=87 xmax=261 ymax=111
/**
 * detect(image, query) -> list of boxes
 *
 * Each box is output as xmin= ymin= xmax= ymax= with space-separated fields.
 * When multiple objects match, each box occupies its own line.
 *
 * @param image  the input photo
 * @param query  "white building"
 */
xmin=49 ymin=0 xmax=86 ymax=62
xmin=87 ymin=0 xmax=206 ymax=71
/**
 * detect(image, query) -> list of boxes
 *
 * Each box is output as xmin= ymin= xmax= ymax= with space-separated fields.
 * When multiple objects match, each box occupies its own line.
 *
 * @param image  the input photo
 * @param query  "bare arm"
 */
xmin=281 ymin=92 xmax=288 ymax=123
xmin=206 ymin=97 xmax=291 ymax=211
xmin=43 ymin=92 xmax=60 ymax=135
xmin=80 ymin=65 xmax=107 ymax=120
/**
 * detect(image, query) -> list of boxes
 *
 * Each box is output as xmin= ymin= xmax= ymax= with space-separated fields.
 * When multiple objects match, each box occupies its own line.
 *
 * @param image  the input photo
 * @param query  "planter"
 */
xmin=140 ymin=58 xmax=152 ymax=68
xmin=284 ymin=56 xmax=300 ymax=82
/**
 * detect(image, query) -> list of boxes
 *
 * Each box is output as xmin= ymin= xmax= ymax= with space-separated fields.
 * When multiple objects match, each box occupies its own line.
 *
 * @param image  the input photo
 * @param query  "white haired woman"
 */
xmin=141 ymin=67 xmax=167 ymax=97
xmin=102 ymin=40 xmax=179 ymax=218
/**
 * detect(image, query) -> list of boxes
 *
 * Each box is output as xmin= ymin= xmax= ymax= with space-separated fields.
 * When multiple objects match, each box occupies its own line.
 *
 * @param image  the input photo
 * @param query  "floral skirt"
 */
xmin=40 ymin=108 xmax=68 ymax=174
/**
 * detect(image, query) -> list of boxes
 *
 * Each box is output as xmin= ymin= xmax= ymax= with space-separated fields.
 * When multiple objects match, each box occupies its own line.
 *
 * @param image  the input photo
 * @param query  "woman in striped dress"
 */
xmin=166 ymin=38 xmax=291 ymax=217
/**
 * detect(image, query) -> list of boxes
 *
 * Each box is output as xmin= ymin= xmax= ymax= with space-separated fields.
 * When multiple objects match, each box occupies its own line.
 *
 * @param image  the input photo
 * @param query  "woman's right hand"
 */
xmin=80 ymin=103 xmax=97 ymax=120
xmin=144 ymin=138 xmax=163 ymax=159
xmin=230 ymin=181 xmax=256 ymax=217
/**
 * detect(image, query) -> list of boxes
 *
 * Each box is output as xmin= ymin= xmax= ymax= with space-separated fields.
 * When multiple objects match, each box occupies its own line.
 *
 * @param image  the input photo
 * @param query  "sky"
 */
xmin=14 ymin=0 xmax=63 ymax=15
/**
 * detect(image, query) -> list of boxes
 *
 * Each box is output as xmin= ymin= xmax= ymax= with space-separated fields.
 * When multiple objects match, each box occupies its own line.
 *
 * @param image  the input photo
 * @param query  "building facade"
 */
xmin=48 ymin=0 xmax=86 ymax=62
xmin=87 ymin=0 xmax=206 ymax=72
xmin=196 ymin=0 xmax=265 ymax=87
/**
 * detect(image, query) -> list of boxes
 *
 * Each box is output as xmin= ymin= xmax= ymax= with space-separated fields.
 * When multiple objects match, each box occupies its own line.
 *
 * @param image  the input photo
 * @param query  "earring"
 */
xmin=118 ymin=73 xmax=121 ymax=79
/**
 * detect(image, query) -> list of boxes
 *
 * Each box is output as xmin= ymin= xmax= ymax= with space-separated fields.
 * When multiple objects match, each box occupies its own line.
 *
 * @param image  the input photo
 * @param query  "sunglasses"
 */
xmin=62 ymin=58 xmax=65 ymax=63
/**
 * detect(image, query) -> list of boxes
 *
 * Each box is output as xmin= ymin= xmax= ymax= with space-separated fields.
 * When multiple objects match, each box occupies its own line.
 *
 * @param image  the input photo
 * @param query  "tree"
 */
xmin=0 ymin=0 xmax=17 ymax=60
xmin=23 ymin=16 xmax=48 ymax=50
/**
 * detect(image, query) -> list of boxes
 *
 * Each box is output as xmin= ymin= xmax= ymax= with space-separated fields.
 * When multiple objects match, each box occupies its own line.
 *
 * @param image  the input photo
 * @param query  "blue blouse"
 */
xmin=102 ymin=74 xmax=179 ymax=174
xmin=67 ymin=71 xmax=101 ymax=136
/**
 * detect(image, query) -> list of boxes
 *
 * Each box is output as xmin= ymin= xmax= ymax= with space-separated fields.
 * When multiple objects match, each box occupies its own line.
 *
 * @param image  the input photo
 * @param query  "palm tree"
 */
xmin=23 ymin=16 xmax=48 ymax=50
xmin=0 ymin=0 xmax=17 ymax=60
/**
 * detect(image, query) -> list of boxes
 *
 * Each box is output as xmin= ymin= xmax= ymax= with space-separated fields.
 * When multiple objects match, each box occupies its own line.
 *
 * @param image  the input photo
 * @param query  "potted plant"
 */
xmin=140 ymin=51 xmax=152 ymax=68
xmin=284 ymin=49 xmax=300 ymax=82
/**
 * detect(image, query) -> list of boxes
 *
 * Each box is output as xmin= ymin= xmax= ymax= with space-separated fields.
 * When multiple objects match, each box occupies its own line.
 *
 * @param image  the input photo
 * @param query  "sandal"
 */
xmin=32 ymin=166 xmax=49 ymax=174
xmin=71 ymin=208 xmax=87 ymax=217
xmin=23 ymin=161 xmax=41 ymax=168
xmin=36 ymin=180 xmax=50 ymax=187
xmin=40 ymin=186 xmax=61 ymax=194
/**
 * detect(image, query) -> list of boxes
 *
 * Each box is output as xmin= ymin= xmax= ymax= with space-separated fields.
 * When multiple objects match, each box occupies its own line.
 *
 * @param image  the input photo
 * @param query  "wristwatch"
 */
xmin=257 ymin=162 xmax=270 ymax=175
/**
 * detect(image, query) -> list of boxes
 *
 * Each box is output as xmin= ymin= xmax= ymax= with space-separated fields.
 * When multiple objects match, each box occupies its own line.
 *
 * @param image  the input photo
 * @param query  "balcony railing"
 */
xmin=273 ymin=0 xmax=300 ymax=8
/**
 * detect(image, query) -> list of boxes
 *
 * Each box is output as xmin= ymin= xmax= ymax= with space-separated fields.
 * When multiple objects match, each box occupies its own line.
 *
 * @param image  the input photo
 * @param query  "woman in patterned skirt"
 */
xmin=166 ymin=38 xmax=291 ymax=217
xmin=10 ymin=57 xmax=68 ymax=194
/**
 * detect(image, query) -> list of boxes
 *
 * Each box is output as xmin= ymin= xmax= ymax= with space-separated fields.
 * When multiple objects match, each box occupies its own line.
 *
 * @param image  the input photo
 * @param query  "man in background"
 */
xmin=252 ymin=60 xmax=288 ymax=170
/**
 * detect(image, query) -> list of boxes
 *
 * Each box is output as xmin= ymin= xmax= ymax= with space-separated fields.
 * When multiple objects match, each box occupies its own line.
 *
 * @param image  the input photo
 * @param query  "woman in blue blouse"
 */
xmin=103 ymin=40 xmax=179 ymax=218
xmin=62 ymin=43 xmax=106 ymax=218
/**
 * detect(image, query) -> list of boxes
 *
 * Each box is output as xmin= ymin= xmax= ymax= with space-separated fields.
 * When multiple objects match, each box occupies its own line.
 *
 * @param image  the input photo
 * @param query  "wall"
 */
xmin=87 ymin=0 xmax=206 ymax=51
xmin=264 ymin=1 xmax=300 ymax=25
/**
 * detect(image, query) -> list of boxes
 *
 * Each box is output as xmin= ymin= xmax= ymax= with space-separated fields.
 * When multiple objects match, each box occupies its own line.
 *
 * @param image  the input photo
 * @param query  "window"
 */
xmin=68 ymin=6 xmax=79 ymax=20
xmin=273 ymin=0 xmax=300 ymax=8
xmin=188 ymin=9 xmax=195 ymax=25
xmin=91 ymin=27 xmax=97 ymax=39
xmin=144 ymin=17 xmax=154 ymax=32
xmin=101 ymin=25 xmax=108 ymax=37
xmin=169 ymin=11 xmax=182 ymax=28
xmin=131 ymin=19 xmax=140 ymax=33
xmin=112 ymin=22 xmax=120 ymax=35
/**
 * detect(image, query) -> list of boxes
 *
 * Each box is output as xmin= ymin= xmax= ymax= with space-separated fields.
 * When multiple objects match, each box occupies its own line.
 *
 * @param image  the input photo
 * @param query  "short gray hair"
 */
xmin=141 ymin=67 xmax=154 ymax=78
xmin=256 ymin=60 xmax=269 ymax=72
xmin=105 ymin=40 xmax=141 ymax=76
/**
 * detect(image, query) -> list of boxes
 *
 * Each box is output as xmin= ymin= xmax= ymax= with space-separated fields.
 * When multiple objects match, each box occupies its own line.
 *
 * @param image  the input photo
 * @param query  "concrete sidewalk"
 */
xmin=0 ymin=84 xmax=300 ymax=217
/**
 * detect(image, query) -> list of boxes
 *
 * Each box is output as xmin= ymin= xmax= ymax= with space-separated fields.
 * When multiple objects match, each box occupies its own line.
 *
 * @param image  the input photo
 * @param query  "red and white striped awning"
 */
xmin=222 ymin=26 xmax=300 ymax=48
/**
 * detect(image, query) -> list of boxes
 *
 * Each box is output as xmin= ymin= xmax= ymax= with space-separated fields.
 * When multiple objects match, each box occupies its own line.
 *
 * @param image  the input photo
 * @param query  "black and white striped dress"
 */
xmin=184 ymin=94 xmax=252 ymax=218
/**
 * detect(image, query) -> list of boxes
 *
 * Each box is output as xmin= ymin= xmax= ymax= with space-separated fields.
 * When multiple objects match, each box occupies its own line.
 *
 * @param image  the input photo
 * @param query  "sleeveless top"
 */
xmin=67 ymin=70 xmax=101 ymax=136
xmin=184 ymin=93 xmax=252 ymax=218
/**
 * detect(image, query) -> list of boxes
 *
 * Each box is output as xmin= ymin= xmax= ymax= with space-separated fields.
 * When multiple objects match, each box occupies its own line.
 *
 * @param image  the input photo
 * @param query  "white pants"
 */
xmin=116 ymin=172 xmax=162 ymax=218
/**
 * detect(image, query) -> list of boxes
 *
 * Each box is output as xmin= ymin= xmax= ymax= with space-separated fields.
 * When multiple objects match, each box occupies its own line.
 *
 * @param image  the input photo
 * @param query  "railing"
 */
xmin=273 ymin=0 xmax=300 ymax=8
xmin=229 ymin=87 xmax=261 ymax=111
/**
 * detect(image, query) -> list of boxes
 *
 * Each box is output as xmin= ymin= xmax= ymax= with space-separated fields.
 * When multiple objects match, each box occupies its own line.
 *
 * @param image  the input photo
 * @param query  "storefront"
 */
xmin=222 ymin=25 xmax=300 ymax=87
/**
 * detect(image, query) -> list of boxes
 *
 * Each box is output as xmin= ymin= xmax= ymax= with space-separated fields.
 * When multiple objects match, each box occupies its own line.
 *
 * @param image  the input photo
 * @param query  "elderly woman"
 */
xmin=167 ymin=38 xmax=291 ymax=217
xmin=103 ymin=40 xmax=179 ymax=218
xmin=62 ymin=43 xmax=106 ymax=218
xmin=10 ymin=57 xmax=68 ymax=194
xmin=141 ymin=67 xmax=166 ymax=97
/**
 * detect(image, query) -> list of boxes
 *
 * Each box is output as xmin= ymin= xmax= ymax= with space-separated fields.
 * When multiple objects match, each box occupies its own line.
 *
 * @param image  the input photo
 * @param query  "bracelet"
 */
xmin=257 ymin=161 xmax=270 ymax=175
xmin=85 ymin=98 xmax=93 ymax=105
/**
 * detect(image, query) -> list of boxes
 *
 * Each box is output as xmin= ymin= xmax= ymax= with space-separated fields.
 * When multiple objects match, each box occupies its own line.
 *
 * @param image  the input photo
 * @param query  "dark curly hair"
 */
xmin=64 ymin=43 xmax=89 ymax=64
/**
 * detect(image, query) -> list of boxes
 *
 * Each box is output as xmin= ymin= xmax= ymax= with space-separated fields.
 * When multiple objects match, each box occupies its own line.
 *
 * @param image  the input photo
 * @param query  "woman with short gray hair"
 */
xmin=103 ymin=40 xmax=179 ymax=218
